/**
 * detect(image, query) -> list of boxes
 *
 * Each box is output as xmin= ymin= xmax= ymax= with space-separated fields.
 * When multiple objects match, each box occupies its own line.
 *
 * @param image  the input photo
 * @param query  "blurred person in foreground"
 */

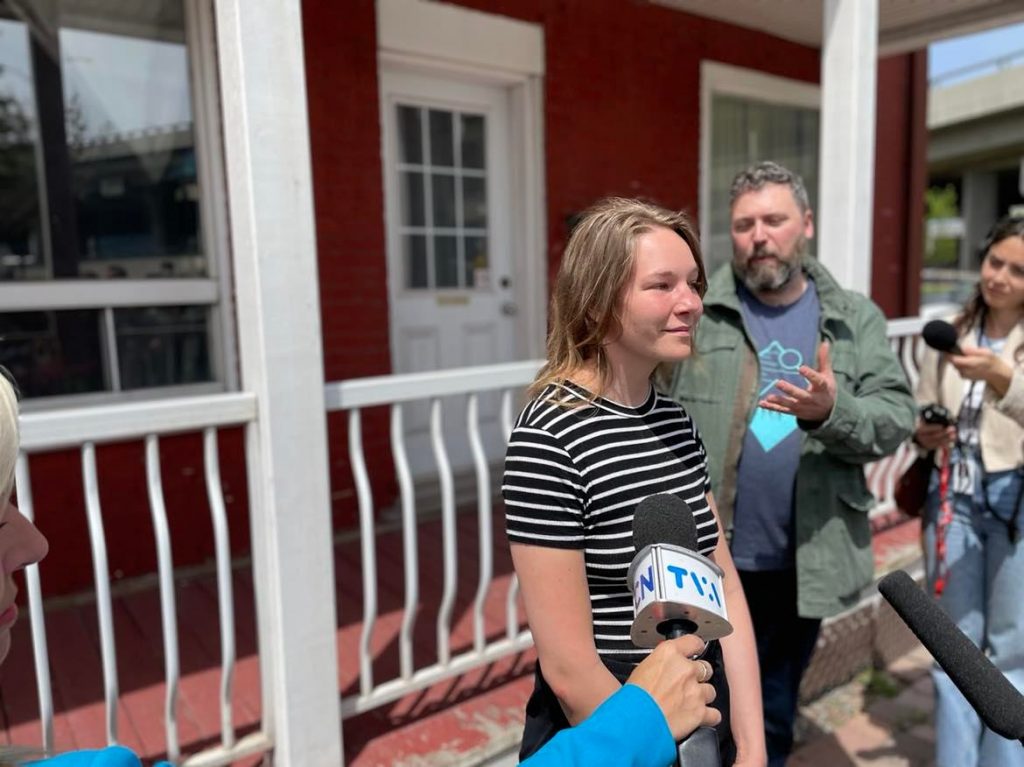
xmin=668 ymin=161 xmax=915 ymax=766
xmin=0 ymin=372 xmax=169 ymax=767
xmin=913 ymin=215 xmax=1024 ymax=767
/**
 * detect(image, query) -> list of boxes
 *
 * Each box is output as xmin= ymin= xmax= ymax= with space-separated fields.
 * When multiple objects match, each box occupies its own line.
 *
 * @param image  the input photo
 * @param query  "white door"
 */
xmin=381 ymin=70 xmax=518 ymax=476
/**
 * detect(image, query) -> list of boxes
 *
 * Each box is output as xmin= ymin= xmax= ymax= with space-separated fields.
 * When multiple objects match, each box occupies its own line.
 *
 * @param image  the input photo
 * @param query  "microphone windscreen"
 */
xmin=632 ymin=494 xmax=698 ymax=553
xmin=878 ymin=570 xmax=1024 ymax=740
xmin=922 ymin=320 xmax=962 ymax=354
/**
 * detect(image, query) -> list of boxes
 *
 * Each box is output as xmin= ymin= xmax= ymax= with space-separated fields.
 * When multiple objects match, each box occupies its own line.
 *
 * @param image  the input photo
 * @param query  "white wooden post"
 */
xmin=213 ymin=2 xmax=343 ymax=765
xmin=817 ymin=0 xmax=879 ymax=296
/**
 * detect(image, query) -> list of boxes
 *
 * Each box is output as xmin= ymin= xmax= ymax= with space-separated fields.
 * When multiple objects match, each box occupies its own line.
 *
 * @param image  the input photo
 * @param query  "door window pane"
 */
xmin=708 ymin=94 xmax=819 ymax=273
xmin=460 ymin=114 xmax=484 ymax=169
xmin=0 ymin=0 xmax=206 ymax=281
xmin=431 ymin=173 xmax=456 ymax=227
xmin=429 ymin=109 xmax=453 ymax=167
xmin=405 ymin=234 xmax=427 ymax=288
xmin=462 ymin=176 xmax=487 ymax=228
xmin=434 ymin=235 xmax=458 ymax=288
xmin=397 ymin=105 xmax=423 ymax=164
xmin=400 ymin=171 xmax=425 ymax=226
xmin=465 ymin=236 xmax=488 ymax=287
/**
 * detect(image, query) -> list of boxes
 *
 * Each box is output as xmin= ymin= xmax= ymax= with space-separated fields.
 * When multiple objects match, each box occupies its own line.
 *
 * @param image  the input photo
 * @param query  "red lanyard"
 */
xmin=934 ymin=446 xmax=953 ymax=597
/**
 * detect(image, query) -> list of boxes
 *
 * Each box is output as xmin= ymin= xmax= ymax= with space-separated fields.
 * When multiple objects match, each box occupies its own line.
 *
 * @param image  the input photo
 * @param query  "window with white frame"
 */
xmin=396 ymin=104 xmax=489 ymax=290
xmin=701 ymin=62 xmax=820 ymax=274
xmin=0 ymin=0 xmax=231 ymax=404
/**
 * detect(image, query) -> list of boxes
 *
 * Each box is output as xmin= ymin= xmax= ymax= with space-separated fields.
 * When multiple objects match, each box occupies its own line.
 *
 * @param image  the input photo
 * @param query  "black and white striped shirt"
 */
xmin=502 ymin=381 xmax=718 ymax=663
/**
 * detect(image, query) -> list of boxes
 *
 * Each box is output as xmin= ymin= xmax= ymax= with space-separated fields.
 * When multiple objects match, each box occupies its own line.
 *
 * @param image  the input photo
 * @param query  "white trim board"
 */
xmin=377 ymin=0 xmax=544 ymax=79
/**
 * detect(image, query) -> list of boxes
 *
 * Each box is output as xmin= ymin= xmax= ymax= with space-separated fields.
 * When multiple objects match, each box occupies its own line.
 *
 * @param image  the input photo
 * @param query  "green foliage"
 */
xmin=926 ymin=184 xmax=959 ymax=219
xmin=863 ymin=669 xmax=901 ymax=699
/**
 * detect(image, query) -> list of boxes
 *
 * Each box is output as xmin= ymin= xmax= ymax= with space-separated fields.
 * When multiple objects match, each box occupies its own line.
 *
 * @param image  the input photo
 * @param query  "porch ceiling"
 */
xmin=654 ymin=0 xmax=1024 ymax=55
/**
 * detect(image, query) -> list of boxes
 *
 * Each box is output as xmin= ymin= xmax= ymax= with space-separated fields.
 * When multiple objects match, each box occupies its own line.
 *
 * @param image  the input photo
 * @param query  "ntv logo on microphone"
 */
xmin=633 ymin=561 xmax=723 ymax=611
xmin=628 ymin=543 xmax=733 ymax=646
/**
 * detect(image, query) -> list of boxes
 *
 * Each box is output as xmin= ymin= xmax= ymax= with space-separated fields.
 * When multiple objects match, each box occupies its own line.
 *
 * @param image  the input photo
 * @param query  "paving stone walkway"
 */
xmin=789 ymin=644 xmax=935 ymax=767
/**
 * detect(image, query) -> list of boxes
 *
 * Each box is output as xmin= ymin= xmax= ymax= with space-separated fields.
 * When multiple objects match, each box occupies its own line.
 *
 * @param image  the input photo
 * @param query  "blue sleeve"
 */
xmin=29 ymin=746 xmax=143 ymax=766
xmin=521 ymin=684 xmax=676 ymax=767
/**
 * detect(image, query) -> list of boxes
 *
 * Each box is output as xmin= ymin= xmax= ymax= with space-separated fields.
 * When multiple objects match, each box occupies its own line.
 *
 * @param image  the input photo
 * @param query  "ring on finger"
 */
xmin=696 ymin=660 xmax=713 ymax=683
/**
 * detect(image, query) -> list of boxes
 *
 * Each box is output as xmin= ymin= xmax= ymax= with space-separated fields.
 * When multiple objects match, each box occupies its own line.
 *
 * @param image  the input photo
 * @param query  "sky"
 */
xmin=928 ymin=21 xmax=1024 ymax=86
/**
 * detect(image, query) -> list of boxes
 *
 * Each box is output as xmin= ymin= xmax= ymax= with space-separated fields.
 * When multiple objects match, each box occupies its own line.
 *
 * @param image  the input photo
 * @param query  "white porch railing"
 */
xmin=866 ymin=315 xmax=928 ymax=519
xmin=324 ymin=315 xmax=930 ymax=721
xmin=14 ymin=317 xmax=929 ymax=765
xmin=325 ymin=361 xmax=540 ymax=718
xmin=17 ymin=393 xmax=271 ymax=767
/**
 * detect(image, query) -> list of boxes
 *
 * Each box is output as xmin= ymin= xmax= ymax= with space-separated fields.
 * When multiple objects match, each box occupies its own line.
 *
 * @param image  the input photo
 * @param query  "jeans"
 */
xmin=737 ymin=569 xmax=821 ymax=767
xmin=924 ymin=469 xmax=1024 ymax=767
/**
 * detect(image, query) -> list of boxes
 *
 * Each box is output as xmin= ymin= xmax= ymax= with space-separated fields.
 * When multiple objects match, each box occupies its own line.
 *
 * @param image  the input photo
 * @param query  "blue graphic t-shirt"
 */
xmin=731 ymin=280 xmax=821 ymax=571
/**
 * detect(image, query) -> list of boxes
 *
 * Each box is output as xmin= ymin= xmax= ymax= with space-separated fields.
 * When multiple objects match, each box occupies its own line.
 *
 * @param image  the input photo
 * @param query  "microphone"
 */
xmin=630 ymin=494 xmax=730 ymax=766
xmin=630 ymin=494 xmax=733 ymax=646
xmin=878 ymin=570 xmax=1024 ymax=743
xmin=922 ymin=319 xmax=964 ymax=355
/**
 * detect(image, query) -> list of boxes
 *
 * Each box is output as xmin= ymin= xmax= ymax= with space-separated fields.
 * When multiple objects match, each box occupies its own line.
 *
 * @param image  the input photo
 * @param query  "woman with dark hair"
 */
xmin=502 ymin=198 xmax=765 ymax=766
xmin=914 ymin=215 xmax=1024 ymax=767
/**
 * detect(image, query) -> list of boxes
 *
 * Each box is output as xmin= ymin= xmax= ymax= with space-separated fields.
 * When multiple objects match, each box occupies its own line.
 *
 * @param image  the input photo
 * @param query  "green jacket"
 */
xmin=668 ymin=258 xmax=915 ymax=618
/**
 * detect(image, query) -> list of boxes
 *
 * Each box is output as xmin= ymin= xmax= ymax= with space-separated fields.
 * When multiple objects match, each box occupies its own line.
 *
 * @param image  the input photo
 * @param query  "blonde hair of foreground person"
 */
xmin=0 ymin=373 xmax=46 ymax=766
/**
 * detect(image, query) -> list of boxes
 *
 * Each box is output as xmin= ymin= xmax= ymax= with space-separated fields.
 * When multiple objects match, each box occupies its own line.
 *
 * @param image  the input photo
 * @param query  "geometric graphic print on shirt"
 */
xmin=750 ymin=339 xmax=806 ymax=452
xmin=502 ymin=381 xmax=716 ymax=663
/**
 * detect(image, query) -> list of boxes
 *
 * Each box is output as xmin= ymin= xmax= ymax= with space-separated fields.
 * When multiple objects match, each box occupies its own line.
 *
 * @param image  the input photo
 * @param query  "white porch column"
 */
xmin=213 ymin=2 xmax=343 ymax=766
xmin=817 ymin=0 xmax=879 ymax=296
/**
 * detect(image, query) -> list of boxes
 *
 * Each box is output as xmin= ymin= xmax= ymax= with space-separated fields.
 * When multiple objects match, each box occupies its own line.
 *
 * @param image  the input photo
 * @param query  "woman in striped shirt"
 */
xmin=503 ymin=198 xmax=765 ymax=766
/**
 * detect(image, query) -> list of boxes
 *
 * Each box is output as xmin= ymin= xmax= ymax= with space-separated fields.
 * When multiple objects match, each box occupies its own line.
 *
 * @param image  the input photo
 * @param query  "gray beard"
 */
xmin=734 ymin=239 xmax=807 ymax=295
xmin=737 ymin=256 xmax=797 ymax=293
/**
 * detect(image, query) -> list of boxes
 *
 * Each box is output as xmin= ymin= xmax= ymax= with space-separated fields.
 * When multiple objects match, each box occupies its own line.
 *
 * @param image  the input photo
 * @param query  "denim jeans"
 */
xmin=737 ymin=568 xmax=821 ymax=767
xmin=923 ymin=469 xmax=1024 ymax=767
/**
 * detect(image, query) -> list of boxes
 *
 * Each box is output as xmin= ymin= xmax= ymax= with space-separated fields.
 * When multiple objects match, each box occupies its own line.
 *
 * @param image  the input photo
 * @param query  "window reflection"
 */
xmin=0 ymin=0 xmax=203 ymax=281
xmin=115 ymin=305 xmax=210 ymax=390
xmin=0 ymin=309 xmax=105 ymax=397
xmin=708 ymin=94 xmax=819 ymax=273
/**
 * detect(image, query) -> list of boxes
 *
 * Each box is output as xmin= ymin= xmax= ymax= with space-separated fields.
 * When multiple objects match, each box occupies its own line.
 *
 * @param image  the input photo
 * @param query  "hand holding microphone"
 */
xmin=626 ymin=635 xmax=722 ymax=741
xmin=921 ymin=318 xmax=1016 ymax=399
xmin=630 ymin=494 xmax=732 ymax=766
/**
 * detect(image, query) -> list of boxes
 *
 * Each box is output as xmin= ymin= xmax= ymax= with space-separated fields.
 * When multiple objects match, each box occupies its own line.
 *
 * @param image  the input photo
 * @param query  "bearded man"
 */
xmin=668 ymin=161 xmax=915 ymax=767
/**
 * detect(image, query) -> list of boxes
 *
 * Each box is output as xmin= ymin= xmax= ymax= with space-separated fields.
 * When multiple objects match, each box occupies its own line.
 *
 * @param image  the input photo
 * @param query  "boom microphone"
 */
xmin=631 ymin=494 xmax=728 ymax=767
xmin=878 ymin=570 xmax=1024 ymax=743
xmin=922 ymin=319 xmax=964 ymax=355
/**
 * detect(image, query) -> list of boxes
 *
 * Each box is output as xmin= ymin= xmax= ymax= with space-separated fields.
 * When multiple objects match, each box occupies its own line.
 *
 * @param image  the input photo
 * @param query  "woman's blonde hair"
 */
xmin=0 ymin=375 xmax=18 ymax=508
xmin=528 ymin=197 xmax=706 ymax=399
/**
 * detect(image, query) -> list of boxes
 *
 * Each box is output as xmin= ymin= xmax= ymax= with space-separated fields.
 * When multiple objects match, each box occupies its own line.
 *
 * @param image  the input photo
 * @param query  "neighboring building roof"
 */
xmin=653 ymin=0 xmax=1024 ymax=55
xmin=928 ymin=62 xmax=1024 ymax=128
xmin=927 ymin=63 xmax=1024 ymax=169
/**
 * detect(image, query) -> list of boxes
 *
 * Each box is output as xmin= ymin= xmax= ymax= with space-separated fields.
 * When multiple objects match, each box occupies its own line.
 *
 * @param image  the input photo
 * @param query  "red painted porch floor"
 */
xmin=1 ymin=510 xmax=926 ymax=766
